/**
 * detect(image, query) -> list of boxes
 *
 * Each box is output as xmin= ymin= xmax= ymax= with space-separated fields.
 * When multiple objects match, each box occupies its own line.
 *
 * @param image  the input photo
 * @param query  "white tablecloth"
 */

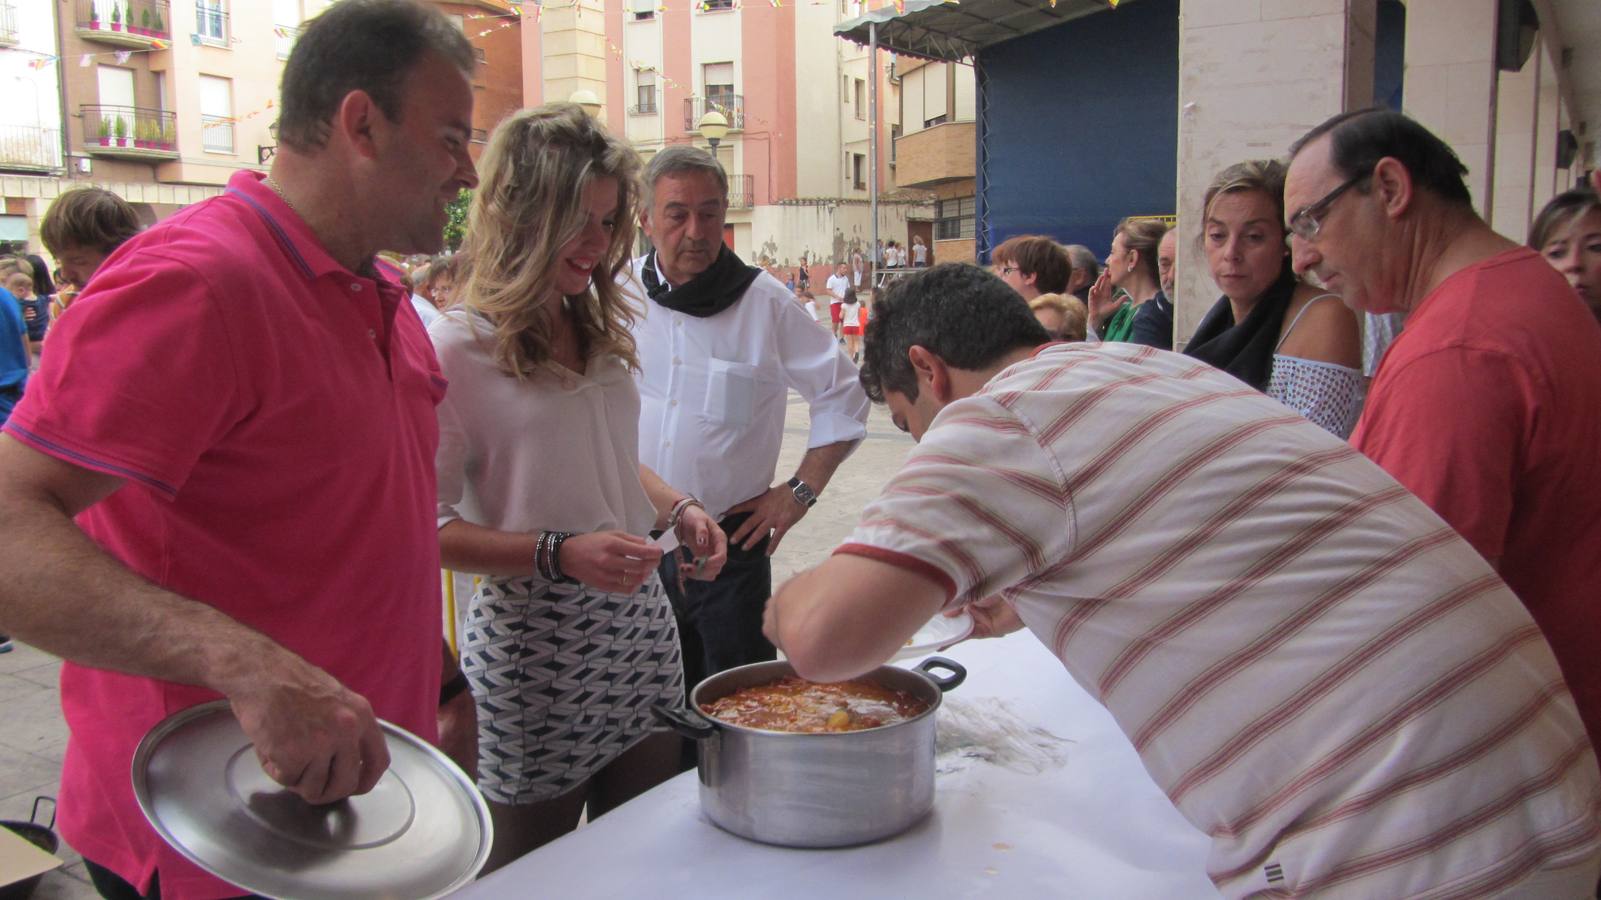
xmin=455 ymin=632 xmax=1219 ymax=898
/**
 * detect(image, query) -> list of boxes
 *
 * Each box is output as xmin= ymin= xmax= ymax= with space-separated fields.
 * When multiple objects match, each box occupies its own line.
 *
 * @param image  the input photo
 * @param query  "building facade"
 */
xmin=520 ymin=0 xmax=934 ymax=278
xmin=0 ymin=0 xmax=520 ymax=260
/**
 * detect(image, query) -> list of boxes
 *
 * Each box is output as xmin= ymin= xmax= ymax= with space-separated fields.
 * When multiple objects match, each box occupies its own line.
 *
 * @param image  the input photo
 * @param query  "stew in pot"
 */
xmin=701 ymin=676 xmax=928 ymax=733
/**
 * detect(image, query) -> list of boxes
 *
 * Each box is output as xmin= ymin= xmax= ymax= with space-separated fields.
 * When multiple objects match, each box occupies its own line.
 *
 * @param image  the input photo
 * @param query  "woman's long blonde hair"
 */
xmin=458 ymin=102 xmax=642 ymax=378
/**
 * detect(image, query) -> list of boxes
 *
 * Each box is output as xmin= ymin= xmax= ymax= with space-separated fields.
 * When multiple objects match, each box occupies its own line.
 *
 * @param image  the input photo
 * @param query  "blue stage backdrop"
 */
xmin=974 ymin=0 xmax=1179 ymax=263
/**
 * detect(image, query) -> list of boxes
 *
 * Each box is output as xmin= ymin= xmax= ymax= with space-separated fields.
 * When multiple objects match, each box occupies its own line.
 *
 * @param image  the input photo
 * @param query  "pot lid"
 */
xmin=132 ymin=700 xmax=490 ymax=900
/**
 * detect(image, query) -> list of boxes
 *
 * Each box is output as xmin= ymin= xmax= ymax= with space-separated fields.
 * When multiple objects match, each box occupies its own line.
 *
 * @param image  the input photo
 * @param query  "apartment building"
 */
xmin=0 ymin=0 xmax=520 ymax=257
xmin=521 ymin=0 xmax=933 ymax=273
xmin=894 ymin=57 xmax=975 ymax=264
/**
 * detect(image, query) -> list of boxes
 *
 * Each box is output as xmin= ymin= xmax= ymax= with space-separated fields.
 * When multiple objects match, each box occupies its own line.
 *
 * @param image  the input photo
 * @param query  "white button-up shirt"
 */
xmin=624 ymin=257 xmax=869 ymax=520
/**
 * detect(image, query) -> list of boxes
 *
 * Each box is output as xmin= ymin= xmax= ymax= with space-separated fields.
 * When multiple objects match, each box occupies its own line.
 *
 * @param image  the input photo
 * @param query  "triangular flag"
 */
xmin=893 ymin=0 xmax=904 ymax=10
xmin=80 ymin=54 xmax=92 ymax=67
xmin=114 ymin=50 xmax=132 ymax=63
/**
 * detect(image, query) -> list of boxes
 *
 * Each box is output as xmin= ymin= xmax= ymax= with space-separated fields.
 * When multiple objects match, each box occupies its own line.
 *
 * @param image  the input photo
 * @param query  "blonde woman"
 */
xmin=431 ymin=103 xmax=727 ymax=870
xmin=1184 ymin=159 xmax=1364 ymax=436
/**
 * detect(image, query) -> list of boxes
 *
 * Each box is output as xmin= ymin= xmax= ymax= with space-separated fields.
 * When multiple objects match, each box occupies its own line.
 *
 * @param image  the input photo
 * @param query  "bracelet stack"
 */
xmin=666 ymin=495 xmax=705 ymax=531
xmin=536 ymin=530 xmax=573 ymax=582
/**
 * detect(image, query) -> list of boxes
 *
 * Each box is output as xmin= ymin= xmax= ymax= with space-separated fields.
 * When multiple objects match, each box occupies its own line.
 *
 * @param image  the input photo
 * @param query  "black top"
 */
xmin=1127 ymin=291 xmax=1174 ymax=351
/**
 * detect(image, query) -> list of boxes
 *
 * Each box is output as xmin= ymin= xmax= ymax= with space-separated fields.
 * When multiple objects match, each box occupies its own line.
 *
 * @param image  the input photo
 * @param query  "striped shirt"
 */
xmin=840 ymin=342 xmax=1600 ymax=898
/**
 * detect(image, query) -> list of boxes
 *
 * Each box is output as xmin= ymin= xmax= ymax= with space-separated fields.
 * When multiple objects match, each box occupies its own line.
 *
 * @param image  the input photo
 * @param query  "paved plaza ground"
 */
xmin=0 ymin=380 xmax=911 ymax=899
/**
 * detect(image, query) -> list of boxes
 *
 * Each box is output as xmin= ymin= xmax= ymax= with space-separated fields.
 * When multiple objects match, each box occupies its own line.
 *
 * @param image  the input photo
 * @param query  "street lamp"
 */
xmin=697 ymin=109 xmax=729 ymax=152
xmin=257 ymin=120 xmax=279 ymax=165
xmin=568 ymin=89 xmax=603 ymax=118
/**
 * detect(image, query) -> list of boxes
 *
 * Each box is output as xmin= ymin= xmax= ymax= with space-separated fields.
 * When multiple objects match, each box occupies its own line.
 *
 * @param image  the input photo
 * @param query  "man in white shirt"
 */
xmin=825 ymin=263 xmax=850 ymax=341
xmin=624 ymin=146 xmax=870 ymax=700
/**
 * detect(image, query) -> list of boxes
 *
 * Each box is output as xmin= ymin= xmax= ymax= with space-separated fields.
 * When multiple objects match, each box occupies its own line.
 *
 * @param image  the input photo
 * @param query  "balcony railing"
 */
xmin=728 ymin=174 xmax=754 ymax=209
xmin=200 ymin=114 xmax=234 ymax=154
xmin=273 ymin=22 xmax=299 ymax=60
xmin=682 ymin=95 xmax=745 ymax=132
xmin=194 ymin=1 xmax=228 ymax=45
xmin=0 ymin=3 xmax=18 ymax=46
xmin=628 ymin=102 xmax=658 ymax=116
xmin=81 ymin=104 xmax=178 ymax=160
xmin=0 ymin=125 xmax=63 ymax=171
xmin=75 ymin=0 xmax=172 ymax=48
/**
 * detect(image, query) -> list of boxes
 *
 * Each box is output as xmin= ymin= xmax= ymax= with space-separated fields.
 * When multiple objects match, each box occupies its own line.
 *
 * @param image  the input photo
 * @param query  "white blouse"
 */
xmin=431 ymin=310 xmax=656 ymax=537
xmin=1266 ymin=294 xmax=1366 ymax=438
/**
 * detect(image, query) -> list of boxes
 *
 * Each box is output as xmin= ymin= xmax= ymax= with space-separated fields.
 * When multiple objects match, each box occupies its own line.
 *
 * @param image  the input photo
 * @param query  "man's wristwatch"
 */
xmin=787 ymin=477 xmax=818 ymax=508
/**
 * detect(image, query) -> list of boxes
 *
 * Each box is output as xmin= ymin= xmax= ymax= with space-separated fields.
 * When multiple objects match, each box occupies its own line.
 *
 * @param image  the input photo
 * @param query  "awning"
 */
xmin=833 ymin=0 xmax=1130 ymax=63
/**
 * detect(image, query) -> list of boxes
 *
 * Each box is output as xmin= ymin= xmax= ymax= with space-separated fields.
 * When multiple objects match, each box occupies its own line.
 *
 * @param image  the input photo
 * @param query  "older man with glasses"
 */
xmin=1285 ymin=109 xmax=1601 ymax=760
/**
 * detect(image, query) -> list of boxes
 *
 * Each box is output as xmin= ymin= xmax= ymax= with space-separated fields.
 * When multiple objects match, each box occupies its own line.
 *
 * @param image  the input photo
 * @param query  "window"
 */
xmin=635 ymin=70 xmax=657 ymax=114
xmin=97 ymin=65 xmax=135 ymax=109
xmin=631 ymin=0 xmax=655 ymax=19
xmin=890 ymin=123 xmax=901 ymax=165
xmin=704 ymin=63 xmax=735 ymax=110
xmin=854 ymin=78 xmax=865 ymax=120
xmin=272 ymin=0 xmax=301 ymax=58
xmin=936 ymin=197 xmax=975 ymax=240
xmin=843 ymin=75 xmax=850 ymax=101
xmin=199 ymin=75 xmax=234 ymax=154
xmin=852 ymin=153 xmax=865 ymax=190
xmin=702 ymin=0 xmax=734 ymax=10
xmin=196 ymin=0 xmax=228 ymax=45
xmin=923 ymin=114 xmax=948 ymax=128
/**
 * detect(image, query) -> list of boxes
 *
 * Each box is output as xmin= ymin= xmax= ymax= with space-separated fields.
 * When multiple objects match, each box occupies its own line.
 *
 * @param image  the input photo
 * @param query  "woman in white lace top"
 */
xmin=1184 ymin=159 xmax=1365 ymax=437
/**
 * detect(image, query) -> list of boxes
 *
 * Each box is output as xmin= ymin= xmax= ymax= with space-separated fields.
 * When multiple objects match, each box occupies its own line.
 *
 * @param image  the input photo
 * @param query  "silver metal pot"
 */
xmin=652 ymin=657 xmax=965 ymax=848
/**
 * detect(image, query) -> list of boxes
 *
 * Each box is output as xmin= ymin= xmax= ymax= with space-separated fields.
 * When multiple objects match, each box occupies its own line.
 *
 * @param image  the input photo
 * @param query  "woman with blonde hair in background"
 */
xmin=431 ymin=102 xmax=727 ymax=870
xmin=1088 ymin=217 xmax=1168 ymax=344
xmin=1184 ymin=158 xmax=1364 ymax=436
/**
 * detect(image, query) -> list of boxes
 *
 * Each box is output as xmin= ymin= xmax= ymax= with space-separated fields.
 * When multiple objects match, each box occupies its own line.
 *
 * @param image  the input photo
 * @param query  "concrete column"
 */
xmin=1491 ymin=36 xmax=1541 ymax=241
xmin=1402 ymin=0 xmax=1498 ymax=217
xmin=541 ymin=0 xmax=608 ymax=118
xmin=1173 ymin=0 xmax=1376 ymax=347
xmin=1532 ymin=41 xmax=1560 ymax=214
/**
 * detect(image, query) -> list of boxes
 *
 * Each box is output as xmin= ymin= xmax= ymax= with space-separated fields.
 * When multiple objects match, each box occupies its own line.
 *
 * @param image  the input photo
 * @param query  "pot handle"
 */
xmin=916 ymin=656 xmax=966 ymax=692
xmin=651 ymin=703 xmax=717 ymax=740
xmin=31 ymin=796 xmax=56 ymax=830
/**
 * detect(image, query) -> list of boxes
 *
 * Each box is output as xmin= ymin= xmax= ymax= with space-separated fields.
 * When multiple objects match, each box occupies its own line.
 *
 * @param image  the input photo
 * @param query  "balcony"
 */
xmin=0 ymin=3 xmax=18 ymax=46
xmin=200 ymin=114 xmax=233 ymax=154
xmin=728 ymin=174 xmax=754 ymax=209
xmin=81 ymin=105 xmax=178 ymax=160
xmin=628 ymin=102 xmax=658 ymax=117
xmin=273 ymin=22 xmax=299 ymax=60
xmin=682 ymin=95 xmax=744 ymax=133
xmin=0 ymin=125 xmax=63 ymax=172
xmin=893 ymin=120 xmax=976 ymax=190
xmin=74 ymin=0 xmax=172 ymax=49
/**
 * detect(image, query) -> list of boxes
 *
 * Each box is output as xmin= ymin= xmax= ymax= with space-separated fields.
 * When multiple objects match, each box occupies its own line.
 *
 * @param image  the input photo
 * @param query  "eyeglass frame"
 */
xmin=995 ymin=264 xmax=1019 ymax=276
xmin=1287 ymin=170 xmax=1371 ymax=243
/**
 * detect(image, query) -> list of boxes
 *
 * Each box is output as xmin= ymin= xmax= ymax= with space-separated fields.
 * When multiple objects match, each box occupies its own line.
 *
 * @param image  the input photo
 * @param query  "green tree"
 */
xmin=443 ymin=189 xmax=472 ymax=251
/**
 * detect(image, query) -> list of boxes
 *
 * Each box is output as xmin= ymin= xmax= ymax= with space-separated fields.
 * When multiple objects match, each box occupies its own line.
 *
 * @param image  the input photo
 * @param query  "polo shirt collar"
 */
xmin=224 ymin=170 xmax=369 ymax=284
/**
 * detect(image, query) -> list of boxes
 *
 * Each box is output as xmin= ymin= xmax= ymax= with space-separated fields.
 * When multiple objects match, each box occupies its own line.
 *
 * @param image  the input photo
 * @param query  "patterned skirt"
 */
xmin=461 ymin=573 xmax=684 ymax=805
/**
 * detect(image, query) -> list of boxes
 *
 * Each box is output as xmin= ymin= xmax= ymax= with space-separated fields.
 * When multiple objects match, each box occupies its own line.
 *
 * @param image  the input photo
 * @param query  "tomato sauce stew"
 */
xmin=701 ymin=676 xmax=928 ymax=733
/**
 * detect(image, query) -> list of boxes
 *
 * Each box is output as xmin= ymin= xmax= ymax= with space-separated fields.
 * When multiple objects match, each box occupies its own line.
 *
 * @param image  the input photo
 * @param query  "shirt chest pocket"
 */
xmin=703 ymin=357 xmax=759 ymax=428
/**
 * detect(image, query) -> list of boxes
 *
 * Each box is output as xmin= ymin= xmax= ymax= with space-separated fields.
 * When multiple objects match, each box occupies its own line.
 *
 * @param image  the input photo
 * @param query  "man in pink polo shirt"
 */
xmin=0 ymin=2 xmax=479 ymax=897
xmin=1285 ymin=110 xmax=1601 ymax=752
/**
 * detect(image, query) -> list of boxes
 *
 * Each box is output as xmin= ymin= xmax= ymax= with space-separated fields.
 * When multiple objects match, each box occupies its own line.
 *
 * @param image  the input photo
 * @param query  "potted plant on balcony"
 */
xmin=152 ymin=10 xmax=165 ymax=35
xmin=114 ymin=116 xmax=128 ymax=147
xmin=159 ymin=119 xmax=175 ymax=150
xmin=110 ymin=3 xmax=121 ymax=31
xmin=88 ymin=5 xmax=100 ymax=29
xmin=96 ymin=116 xmax=112 ymax=146
xmin=127 ymin=3 xmax=139 ymax=35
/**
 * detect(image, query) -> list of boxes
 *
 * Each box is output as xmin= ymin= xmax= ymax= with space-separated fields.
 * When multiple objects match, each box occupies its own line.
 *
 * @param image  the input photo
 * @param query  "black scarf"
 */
xmin=640 ymin=245 xmax=761 ymax=318
xmin=1183 ymin=266 xmax=1298 ymax=392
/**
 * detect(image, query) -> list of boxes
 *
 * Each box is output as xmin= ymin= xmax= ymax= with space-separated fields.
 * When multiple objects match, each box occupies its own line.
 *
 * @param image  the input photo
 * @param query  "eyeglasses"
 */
xmin=997 ymin=264 xmax=1018 ymax=276
xmin=1288 ymin=171 xmax=1370 ymax=243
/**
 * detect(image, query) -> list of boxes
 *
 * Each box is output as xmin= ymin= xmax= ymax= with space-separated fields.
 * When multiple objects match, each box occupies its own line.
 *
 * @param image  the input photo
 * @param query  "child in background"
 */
xmin=6 ymin=271 xmax=46 ymax=356
xmin=840 ymin=284 xmax=865 ymax=363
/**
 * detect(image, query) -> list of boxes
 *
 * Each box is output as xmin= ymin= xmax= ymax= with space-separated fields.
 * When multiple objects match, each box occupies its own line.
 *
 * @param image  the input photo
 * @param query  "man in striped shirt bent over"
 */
xmin=764 ymin=263 xmax=1601 ymax=898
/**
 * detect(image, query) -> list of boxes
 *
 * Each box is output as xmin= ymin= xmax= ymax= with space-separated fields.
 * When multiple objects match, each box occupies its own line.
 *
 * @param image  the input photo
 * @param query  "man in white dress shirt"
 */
xmin=625 ymin=146 xmax=869 ymax=701
xmin=825 ymin=263 xmax=850 ymax=341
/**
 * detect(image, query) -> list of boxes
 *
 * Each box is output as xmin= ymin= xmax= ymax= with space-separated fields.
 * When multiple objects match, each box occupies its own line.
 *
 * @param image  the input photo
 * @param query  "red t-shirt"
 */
xmin=3 ymin=172 xmax=446 ymax=898
xmin=1352 ymin=246 xmax=1601 ymax=745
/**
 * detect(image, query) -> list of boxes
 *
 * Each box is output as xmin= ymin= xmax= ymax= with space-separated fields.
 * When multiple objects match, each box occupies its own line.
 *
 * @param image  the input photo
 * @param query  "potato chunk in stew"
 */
xmin=701 ymin=676 xmax=928 ymax=733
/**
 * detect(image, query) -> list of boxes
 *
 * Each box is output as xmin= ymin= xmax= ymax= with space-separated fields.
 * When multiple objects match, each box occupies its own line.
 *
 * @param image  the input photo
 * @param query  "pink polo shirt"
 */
xmin=3 ymin=171 xmax=445 ymax=899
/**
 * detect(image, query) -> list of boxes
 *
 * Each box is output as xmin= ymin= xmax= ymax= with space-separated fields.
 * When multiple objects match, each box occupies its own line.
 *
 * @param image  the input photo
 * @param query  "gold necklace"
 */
xmin=263 ymin=175 xmax=300 ymax=217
